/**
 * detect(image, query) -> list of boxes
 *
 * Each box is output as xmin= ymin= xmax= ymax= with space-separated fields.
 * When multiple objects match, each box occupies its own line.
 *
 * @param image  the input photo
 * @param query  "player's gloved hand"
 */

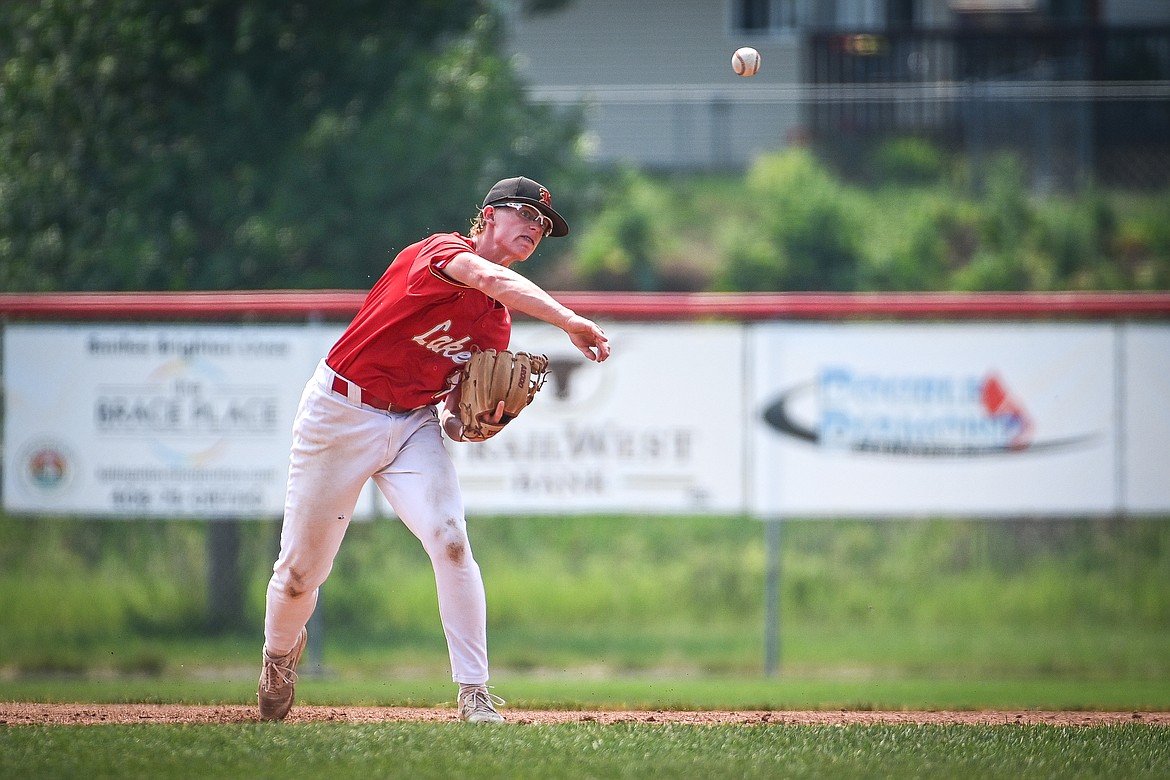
xmin=456 ymin=350 xmax=549 ymax=441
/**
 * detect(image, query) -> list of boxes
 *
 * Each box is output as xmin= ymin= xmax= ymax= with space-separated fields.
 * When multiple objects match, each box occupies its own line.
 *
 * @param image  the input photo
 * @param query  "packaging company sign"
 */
xmin=749 ymin=323 xmax=1119 ymax=517
xmin=433 ymin=322 xmax=748 ymax=515
xmin=3 ymin=324 xmax=337 ymax=517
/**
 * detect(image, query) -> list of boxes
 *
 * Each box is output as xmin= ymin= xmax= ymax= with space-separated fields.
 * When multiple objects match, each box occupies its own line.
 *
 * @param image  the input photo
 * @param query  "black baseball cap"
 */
xmin=482 ymin=176 xmax=570 ymax=237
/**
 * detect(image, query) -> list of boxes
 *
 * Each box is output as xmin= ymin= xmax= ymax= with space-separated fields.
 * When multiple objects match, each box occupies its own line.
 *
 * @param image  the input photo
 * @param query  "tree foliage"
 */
xmin=723 ymin=148 xmax=864 ymax=292
xmin=3 ymin=3 xmax=1166 ymax=295
xmin=574 ymin=169 xmax=673 ymax=291
xmin=0 ymin=0 xmax=586 ymax=290
xmin=569 ymin=144 xmax=1169 ymax=293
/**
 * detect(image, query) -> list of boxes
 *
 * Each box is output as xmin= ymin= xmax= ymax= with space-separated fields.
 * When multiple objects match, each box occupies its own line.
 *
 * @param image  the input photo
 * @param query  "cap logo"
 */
xmin=538 ymin=187 xmax=552 ymax=207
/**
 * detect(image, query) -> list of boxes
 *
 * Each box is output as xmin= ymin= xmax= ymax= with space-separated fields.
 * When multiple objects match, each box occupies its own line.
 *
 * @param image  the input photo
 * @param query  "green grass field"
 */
xmin=4 ymin=720 xmax=1169 ymax=780
xmin=2 ymin=514 xmax=1168 ymax=778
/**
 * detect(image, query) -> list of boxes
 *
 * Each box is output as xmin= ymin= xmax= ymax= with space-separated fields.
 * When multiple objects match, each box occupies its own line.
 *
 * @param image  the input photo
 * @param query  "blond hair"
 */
xmin=469 ymin=208 xmax=488 ymax=237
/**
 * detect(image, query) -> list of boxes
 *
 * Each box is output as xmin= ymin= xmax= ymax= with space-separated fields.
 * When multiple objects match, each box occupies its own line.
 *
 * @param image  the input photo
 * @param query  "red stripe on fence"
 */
xmin=1 ymin=290 xmax=1168 ymax=321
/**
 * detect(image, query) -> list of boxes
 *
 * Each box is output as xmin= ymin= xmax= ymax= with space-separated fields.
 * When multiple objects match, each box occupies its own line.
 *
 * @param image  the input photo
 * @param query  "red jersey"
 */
xmin=326 ymin=233 xmax=511 ymax=408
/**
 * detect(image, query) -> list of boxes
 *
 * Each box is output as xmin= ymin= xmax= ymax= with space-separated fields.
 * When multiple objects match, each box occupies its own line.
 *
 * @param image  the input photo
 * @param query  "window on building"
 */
xmin=888 ymin=0 xmax=915 ymax=27
xmin=832 ymin=0 xmax=884 ymax=28
xmin=736 ymin=1 xmax=911 ymax=33
xmin=734 ymin=0 xmax=803 ymax=33
xmin=1045 ymin=0 xmax=1093 ymax=22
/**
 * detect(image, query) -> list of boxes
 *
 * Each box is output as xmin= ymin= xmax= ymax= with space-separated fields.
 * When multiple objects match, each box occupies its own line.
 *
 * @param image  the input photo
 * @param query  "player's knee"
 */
xmin=275 ymin=566 xmax=316 ymax=599
xmin=432 ymin=517 xmax=471 ymax=566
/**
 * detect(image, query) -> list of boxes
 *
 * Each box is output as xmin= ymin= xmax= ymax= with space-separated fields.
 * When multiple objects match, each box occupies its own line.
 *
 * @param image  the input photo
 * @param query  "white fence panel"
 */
xmin=434 ymin=322 xmax=748 ymax=515
xmin=3 ymin=324 xmax=340 ymax=517
xmin=5 ymin=318 xmax=1166 ymax=519
xmin=1122 ymin=324 xmax=1170 ymax=514
xmin=748 ymin=322 xmax=1119 ymax=517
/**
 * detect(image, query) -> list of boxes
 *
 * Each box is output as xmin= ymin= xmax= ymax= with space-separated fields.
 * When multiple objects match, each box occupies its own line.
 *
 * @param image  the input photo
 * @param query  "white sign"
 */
xmin=1122 ymin=324 xmax=1170 ymax=514
xmin=749 ymin=323 xmax=1118 ymax=517
xmin=3 ymin=324 xmax=338 ymax=517
xmin=5 ymin=319 xmax=1165 ymax=520
xmin=427 ymin=322 xmax=748 ymax=515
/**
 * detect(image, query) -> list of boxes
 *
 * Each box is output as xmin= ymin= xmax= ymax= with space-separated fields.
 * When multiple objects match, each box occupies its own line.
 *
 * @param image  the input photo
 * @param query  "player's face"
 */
xmin=493 ymin=203 xmax=552 ymax=254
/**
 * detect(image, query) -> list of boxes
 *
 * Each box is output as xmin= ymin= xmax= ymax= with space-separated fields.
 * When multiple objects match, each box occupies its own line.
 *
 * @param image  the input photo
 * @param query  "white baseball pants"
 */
xmin=263 ymin=359 xmax=489 ymax=684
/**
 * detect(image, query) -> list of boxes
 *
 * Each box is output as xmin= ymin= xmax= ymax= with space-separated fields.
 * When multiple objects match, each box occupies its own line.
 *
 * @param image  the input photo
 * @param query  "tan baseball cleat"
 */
xmin=458 ymin=685 xmax=505 ymax=724
xmin=257 ymin=628 xmax=308 ymax=721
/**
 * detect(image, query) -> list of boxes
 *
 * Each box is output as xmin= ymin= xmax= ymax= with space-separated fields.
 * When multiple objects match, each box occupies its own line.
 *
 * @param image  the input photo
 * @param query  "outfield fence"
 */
xmin=3 ymin=290 xmax=1168 ymax=520
xmin=4 ymin=290 xmax=1168 ymax=669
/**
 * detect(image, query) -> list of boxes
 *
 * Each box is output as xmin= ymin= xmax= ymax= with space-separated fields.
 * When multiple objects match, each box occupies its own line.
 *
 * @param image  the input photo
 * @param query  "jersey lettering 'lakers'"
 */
xmin=411 ymin=320 xmax=476 ymax=363
xmin=327 ymin=233 xmax=510 ymax=408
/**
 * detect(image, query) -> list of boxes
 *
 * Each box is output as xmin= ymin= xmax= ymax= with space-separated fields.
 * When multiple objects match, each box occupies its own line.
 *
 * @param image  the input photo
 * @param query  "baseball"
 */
xmin=732 ymin=46 xmax=761 ymax=77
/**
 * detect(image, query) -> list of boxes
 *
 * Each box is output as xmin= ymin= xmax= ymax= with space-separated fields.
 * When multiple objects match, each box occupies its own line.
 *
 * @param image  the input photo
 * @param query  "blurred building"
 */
xmin=500 ymin=0 xmax=1170 ymax=187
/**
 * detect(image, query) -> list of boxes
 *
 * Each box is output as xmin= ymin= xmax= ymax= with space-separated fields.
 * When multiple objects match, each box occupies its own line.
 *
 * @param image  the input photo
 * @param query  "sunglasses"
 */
xmin=493 ymin=202 xmax=554 ymax=237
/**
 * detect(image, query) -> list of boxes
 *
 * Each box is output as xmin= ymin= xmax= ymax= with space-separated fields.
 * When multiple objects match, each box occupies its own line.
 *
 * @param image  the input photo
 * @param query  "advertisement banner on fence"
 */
xmin=6 ymin=319 xmax=1161 ymax=520
xmin=423 ymin=322 xmax=748 ymax=515
xmin=749 ymin=323 xmax=1118 ymax=517
xmin=3 ymin=324 xmax=340 ymax=517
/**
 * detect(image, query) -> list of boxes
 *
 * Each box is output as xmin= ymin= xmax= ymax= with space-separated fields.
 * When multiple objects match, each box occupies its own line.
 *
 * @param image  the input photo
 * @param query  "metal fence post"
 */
xmin=764 ymin=518 xmax=782 ymax=677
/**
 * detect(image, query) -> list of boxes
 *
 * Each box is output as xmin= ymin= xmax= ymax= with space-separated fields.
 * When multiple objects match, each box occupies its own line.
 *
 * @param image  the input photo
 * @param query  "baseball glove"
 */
xmin=457 ymin=349 xmax=550 ymax=442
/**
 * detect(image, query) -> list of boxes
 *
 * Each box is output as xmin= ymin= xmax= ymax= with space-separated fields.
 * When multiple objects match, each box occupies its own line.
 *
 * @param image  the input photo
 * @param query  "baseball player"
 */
xmin=257 ymin=176 xmax=610 ymax=723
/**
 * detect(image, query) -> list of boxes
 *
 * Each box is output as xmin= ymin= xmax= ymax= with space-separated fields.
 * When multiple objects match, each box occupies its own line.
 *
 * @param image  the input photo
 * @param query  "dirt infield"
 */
xmin=2 ymin=703 xmax=1167 ymax=727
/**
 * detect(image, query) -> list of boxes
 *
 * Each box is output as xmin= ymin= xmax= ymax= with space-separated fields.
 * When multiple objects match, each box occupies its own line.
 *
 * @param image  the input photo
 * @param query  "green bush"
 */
xmin=868 ymin=137 xmax=949 ymax=186
xmin=575 ymin=144 xmax=1170 ymax=294
xmin=718 ymin=149 xmax=865 ymax=291
xmin=858 ymin=191 xmax=970 ymax=290
xmin=575 ymin=170 xmax=672 ymax=291
xmin=1112 ymin=191 xmax=1170 ymax=289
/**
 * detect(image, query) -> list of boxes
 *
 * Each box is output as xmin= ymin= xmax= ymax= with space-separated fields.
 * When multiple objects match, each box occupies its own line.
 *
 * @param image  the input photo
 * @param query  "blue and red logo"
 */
xmin=20 ymin=440 xmax=75 ymax=492
xmin=979 ymin=374 xmax=1033 ymax=451
xmin=763 ymin=368 xmax=1090 ymax=457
